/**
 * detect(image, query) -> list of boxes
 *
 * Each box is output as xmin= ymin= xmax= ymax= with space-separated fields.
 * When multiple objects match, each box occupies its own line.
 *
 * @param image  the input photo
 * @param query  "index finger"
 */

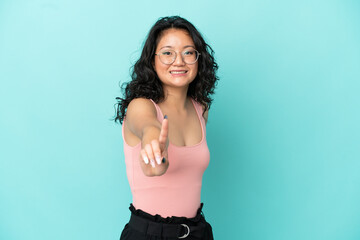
xmin=158 ymin=116 xmax=168 ymax=146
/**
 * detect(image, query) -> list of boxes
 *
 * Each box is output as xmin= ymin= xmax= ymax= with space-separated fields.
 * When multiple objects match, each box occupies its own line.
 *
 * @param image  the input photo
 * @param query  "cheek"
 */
xmin=192 ymin=64 xmax=199 ymax=76
xmin=154 ymin=59 xmax=168 ymax=73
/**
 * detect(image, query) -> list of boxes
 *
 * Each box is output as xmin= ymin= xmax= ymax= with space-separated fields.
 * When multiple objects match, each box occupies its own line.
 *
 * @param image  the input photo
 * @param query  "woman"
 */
xmin=114 ymin=16 xmax=218 ymax=240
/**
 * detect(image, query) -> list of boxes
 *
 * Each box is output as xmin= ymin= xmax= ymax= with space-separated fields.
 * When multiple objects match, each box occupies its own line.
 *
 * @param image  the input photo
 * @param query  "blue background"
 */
xmin=1 ymin=0 xmax=360 ymax=239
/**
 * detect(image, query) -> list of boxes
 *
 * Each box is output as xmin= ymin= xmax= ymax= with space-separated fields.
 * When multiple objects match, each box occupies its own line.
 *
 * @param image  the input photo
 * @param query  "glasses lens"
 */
xmin=183 ymin=49 xmax=199 ymax=64
xmin=159 ymin=50 xmax=176 ymax=64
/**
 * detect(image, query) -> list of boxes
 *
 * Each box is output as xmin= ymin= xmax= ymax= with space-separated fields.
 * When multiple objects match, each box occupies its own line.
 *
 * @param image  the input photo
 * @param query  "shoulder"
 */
xmin=124 ymin=98 xmax=162 ymax=141
xmin=126 ymin=98 xmax=157 ymax=118
xmin=128 ymin=98 xmax=156 ymax=110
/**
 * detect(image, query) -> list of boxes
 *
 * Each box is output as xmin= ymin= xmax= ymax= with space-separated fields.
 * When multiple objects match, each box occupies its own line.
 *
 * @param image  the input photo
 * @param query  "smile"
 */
xmin=170 ymin=70 xmax=188 ymax=74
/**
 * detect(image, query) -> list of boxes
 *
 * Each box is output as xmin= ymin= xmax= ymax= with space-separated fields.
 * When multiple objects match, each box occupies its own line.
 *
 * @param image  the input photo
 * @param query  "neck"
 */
xmin=162 ymin=86 xmax=189 ymax=111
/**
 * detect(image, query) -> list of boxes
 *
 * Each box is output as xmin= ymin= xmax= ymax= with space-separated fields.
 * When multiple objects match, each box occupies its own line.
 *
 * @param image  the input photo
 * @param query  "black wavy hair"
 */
xmin=113 ymin=16 xmax=218 ymax=124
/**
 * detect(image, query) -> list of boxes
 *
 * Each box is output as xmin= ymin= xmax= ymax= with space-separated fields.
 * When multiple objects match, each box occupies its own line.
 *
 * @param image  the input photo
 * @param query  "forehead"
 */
xmin=156 ymin=28 xmax=195 ymax=50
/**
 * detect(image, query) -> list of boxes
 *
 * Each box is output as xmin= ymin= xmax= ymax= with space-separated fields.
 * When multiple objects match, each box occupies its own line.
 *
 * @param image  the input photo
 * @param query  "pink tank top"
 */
xmin=122 ymin=98 xmax=210 ymax=218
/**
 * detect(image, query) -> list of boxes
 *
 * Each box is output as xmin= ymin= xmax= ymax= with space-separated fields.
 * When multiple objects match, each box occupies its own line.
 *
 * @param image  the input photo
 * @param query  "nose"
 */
xmin=172 ymin=52 xmax=185 ymax=66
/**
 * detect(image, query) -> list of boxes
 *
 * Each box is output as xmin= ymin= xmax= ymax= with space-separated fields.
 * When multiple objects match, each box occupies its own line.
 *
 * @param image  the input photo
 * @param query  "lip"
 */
xmin=169 ymin=70 xmax=188 ymax=73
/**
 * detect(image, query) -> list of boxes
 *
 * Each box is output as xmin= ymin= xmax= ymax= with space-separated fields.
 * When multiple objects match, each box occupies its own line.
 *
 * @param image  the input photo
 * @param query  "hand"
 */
xmin=140 ymin=116 xmax=169 ymax=169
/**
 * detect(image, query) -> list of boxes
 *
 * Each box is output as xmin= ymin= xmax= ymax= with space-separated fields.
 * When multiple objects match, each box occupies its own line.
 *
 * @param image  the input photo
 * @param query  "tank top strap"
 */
xmin=149 ymin=99 xmax=164 ymax=122
xmin=190 ymin=99 xmax=203 ymax=116
xmin=190 ymin=98 xmax=207 ymax=137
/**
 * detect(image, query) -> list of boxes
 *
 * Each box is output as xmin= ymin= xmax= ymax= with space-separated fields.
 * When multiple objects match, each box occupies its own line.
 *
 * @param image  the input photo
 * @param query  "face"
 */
xmin=153 ymin=28 xmax=198 ymax=90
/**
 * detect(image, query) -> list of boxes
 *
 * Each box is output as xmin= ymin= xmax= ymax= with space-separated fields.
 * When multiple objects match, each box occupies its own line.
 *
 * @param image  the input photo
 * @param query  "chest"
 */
xmin=164 ymin=107 xmax=203 ymax=147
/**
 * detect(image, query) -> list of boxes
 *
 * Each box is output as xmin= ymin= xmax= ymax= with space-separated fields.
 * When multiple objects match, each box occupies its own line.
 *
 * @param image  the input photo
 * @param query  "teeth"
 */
xmin=170 ymin=71 xmax=187 ymax=73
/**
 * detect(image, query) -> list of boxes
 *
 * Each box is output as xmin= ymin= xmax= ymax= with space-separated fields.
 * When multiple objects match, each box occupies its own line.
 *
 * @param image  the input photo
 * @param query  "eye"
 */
xmin=183 ymin=50 xmax=195 ymax=55
xmin=161 ymin=51 xmax=173 ymax=56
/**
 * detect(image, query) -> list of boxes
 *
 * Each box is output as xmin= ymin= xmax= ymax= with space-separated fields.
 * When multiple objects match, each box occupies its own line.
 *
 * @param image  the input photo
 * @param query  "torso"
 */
xmin=122 ymin=97 xmax=210 ymax=218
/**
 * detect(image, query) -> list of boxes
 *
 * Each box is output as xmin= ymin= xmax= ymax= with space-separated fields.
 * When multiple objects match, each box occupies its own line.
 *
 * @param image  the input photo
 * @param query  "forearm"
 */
xmin=141 ymin=126 xmax=161 ymax=146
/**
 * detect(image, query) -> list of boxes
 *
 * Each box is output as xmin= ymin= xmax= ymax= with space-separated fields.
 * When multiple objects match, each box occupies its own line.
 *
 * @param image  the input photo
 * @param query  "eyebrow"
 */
xmin=159 ymin=45 xmax=195 ymax=50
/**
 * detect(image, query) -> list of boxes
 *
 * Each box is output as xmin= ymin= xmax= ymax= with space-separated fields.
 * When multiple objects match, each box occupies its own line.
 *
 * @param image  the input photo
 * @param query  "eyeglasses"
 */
xmin=155 ymin=49 xmax=200 ymax=65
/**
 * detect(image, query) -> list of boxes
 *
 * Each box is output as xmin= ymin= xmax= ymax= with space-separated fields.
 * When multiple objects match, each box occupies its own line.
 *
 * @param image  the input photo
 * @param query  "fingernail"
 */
xmin=164 ymin=115 xmax=168 ymax=119
xmin=150 ymin=159 xmax=155 ymax=168
xmin=162 ymin=158 xmax=166 ymax=163
xmin=155 ymin=155 xmax=161 ymax=165
xmin=143 ymin=156 xmax=149 ymax=164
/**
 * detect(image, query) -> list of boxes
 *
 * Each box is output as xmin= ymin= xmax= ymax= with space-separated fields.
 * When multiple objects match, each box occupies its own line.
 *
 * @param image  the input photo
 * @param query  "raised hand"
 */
xmin=140 ymin=116 xmax=169 ymax=175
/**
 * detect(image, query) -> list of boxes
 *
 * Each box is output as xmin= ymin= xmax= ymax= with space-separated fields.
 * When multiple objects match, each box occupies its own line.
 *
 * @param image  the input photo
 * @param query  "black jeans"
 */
xmin=119 ymin=203 xmax=214 ymax=240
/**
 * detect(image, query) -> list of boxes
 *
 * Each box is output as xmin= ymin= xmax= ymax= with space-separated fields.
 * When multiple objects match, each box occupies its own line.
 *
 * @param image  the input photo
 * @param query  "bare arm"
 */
xmin=125 ymin=98 xmax=169 ymax=177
